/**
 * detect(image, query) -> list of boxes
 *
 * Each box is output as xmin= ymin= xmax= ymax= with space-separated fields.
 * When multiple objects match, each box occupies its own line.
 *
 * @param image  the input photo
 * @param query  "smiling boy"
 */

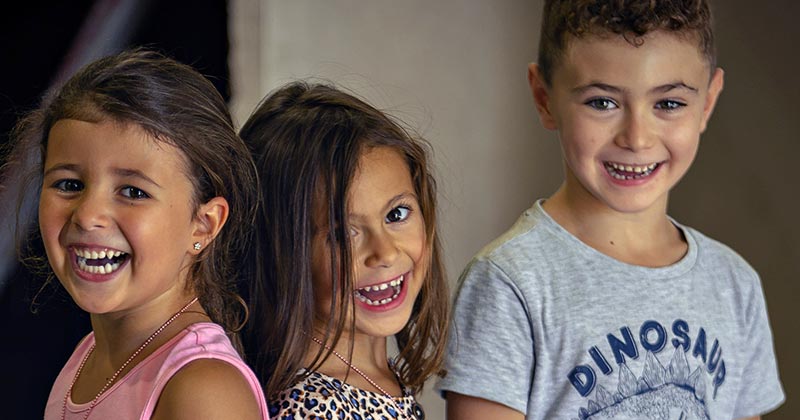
xmin=438 ymin=1 xmax=784 ymax=419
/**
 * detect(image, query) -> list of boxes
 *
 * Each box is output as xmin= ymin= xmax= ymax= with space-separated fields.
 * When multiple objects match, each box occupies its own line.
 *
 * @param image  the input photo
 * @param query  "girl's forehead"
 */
xmin=347 ymin=148 xmax=416 ymax=213
xmin=312 ymin=146 xmax=417 ymax=221
xmin=45 ymin=119 xmax=193 ymax=181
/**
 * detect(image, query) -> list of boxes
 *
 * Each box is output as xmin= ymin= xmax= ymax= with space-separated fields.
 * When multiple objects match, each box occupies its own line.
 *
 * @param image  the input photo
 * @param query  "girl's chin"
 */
xmin=354 ymin=321 xmax=408 ymax=339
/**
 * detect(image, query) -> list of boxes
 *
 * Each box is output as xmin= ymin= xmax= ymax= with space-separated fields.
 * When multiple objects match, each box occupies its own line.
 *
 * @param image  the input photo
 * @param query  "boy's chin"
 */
xmin=598 ymin=194 xmax=670 ymax=215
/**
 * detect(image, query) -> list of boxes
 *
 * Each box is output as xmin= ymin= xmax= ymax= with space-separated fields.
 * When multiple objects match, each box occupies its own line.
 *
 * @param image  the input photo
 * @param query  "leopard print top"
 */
xmin=268 ymin=370 xmax=425 ymax=419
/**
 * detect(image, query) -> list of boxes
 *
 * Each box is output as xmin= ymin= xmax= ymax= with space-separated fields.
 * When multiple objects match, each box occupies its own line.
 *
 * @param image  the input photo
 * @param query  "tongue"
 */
xmin=85 ymin=257 xmax=115 ymax=266
xmin=359 ymin=287 xmax=395 ymax=301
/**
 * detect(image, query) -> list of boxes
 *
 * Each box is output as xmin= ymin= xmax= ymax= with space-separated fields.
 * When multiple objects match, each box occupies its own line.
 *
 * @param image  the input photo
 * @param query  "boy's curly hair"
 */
xmin=538 ymin=0 xmax=715 ymax=85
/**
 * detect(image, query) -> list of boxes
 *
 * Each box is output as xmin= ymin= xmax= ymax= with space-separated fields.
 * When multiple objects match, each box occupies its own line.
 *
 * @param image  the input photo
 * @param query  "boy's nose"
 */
xmin=70 ymin=190 xmax=111 ymax=231
xmin=363 ymin=231 xmax=400 ymax=268
xmin=615 ymin=110 xmax=655 ymax=151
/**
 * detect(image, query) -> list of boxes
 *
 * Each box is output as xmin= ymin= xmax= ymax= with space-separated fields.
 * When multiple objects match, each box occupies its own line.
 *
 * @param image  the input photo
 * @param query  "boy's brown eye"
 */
xmin=655 ymin=100 xmax=686 ymax=111
xmin=585 ymin=97 xmax=617 ymax=111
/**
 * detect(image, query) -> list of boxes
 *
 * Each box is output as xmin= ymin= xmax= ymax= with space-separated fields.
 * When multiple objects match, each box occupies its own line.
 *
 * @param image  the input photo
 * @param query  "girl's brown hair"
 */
xmin=538 ymin=0 xmax=716 ymax=86
xmin=4 ymin=49 xmax=258 ymax=351
xmin=240 ymin=81 xmax=449 ymax=398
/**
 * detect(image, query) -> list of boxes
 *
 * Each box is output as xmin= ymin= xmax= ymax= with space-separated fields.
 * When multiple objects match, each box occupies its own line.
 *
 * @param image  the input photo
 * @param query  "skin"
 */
xmin=309 ymin=146 xmax=427 ymax=396
xmin=40 ymin=119 xmax=260 ymax=419
xmin=446 ymin=30 xmax=760 ymax=420
xmin=529 ymin=32 xmax=723 ymax=267
xmin=532 ymin=30 xmax=724 ymax=269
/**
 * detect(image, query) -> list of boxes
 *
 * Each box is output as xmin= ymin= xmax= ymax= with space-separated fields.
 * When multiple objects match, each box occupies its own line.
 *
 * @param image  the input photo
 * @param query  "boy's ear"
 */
xmin=189 ymin=196 xmax=229 ymax=253
xmin=527 ymin=63 xmax=558 ymax=130
xmin=700 ymin=67 xmax=725 ymax=133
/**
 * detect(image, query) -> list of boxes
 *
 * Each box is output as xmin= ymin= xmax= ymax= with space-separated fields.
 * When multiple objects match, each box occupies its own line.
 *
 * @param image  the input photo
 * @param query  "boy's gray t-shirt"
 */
xmin=438 ymin=201 xmax=784 ymax=419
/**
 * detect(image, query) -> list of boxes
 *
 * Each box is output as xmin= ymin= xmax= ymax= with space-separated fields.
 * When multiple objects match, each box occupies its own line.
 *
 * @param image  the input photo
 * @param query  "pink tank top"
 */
xmin=44 ymin=322 xmax=269 ymax=419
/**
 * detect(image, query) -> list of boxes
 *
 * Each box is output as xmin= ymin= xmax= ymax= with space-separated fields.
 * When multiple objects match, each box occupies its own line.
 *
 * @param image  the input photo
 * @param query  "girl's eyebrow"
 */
xmin=42 ymin=164 xmax=162 ymax=189
xmin=113 ymin=167 xmax=162 ymax=188
xmin=348 ymin=191 xmax=417 ymax=220
xmin=389 ymin=191 xmax=417 ymax=202
xmin=43 ymin=163 xmax=78 ymax=177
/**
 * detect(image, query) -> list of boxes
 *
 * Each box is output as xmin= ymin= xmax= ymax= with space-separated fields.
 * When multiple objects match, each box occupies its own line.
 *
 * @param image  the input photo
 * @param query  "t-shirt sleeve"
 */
xmin=436 ymin=257 xmax=533 ymax=414
xmin=732 ymin=273 xmax=785 ymax=418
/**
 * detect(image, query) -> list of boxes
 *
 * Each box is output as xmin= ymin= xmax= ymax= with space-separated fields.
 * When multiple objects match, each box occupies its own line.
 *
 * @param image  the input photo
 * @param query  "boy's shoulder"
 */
xmin=677 ymin=221 xmax=759 ymax=280
xmin=675 ymin=220 xmax=769 ymax=308
xmin=472 ymin=200 xmax=562 ymax=264
xmin=469 ymin=205 xmax=761 ymax=289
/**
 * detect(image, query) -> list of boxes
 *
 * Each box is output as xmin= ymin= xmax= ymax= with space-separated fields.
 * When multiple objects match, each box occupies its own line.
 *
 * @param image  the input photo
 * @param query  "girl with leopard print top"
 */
xmin=240 ymin=82 xmax=449 ymax=419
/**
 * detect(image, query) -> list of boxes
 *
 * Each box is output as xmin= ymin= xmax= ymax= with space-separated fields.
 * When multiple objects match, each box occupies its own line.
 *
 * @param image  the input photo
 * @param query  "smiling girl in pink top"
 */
xmin=7 ymin=49 xmax=268 ymax=420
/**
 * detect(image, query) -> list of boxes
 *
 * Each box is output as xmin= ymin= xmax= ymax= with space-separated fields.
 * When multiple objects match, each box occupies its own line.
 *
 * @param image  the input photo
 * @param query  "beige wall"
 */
xmin=230 ymin=1 xmax=797 ymax=418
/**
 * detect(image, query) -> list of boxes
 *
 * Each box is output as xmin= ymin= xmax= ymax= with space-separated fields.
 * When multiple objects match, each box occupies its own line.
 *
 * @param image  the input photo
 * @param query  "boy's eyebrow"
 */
xmin=650 ymin=82 xmax=699 ymax=94
xmin=573 ymin=81 xmax=699 ymax=95
xmin=572 ymin=82 xmax=622 ymax=95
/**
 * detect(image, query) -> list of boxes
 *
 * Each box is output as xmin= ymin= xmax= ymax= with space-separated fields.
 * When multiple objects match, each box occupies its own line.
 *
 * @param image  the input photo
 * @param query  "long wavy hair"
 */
xmin=240 ymin=81 xmax=449 ymax=398
xmin=3 ymin=49 xmax=258 ymax=351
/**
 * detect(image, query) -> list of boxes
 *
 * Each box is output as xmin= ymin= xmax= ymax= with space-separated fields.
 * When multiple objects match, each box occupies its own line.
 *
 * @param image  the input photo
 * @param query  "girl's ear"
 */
xmin=190 ymin=196 xmax=229 ymax=253
xmin=527 ymin=63 xmax=558 ymax=130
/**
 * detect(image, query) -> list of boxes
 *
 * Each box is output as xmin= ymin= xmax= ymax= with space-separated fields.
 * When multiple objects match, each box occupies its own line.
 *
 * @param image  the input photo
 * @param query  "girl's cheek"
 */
xmin=413 ymin=222 xmax=427 ymax=263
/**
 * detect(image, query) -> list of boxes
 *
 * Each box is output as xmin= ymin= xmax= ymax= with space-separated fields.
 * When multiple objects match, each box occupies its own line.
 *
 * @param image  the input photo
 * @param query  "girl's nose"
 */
xmin=70 ymin=190 xmax=110 ymax=231
xmin=363 ymin=231 xmax=400 ymax=268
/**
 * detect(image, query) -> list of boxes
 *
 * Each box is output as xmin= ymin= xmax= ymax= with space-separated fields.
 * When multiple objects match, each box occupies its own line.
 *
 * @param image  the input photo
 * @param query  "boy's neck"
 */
xmin=542 ymin=185 xmax=687 ymax=268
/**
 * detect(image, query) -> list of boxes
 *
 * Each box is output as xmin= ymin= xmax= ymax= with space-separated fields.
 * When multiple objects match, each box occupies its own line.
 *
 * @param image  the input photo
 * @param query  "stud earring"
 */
xmin=193 ymin=242 xmax=202 ymax=250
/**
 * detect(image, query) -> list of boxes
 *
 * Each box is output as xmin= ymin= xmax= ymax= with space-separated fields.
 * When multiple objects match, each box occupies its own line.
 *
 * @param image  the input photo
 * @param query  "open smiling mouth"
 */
xmin=354 ymin=274 xmax=405 ymax=306
xmin=604 ymin=161 xmax=661 ymax=180
xmin=75 ymin=248 xmax=130 ymax=275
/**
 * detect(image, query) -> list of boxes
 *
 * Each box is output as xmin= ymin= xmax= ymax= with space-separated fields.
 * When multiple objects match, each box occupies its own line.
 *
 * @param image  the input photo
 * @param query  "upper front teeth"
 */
xmin=364 ymin=283 xmax=389 ymax=292
xmin=75 ymin=248 xmax=124 ymax=259
xmin=361 ymin=275 xmax=404 ymax=292
xmin=609 ymin=162 xmax=657 ymax=172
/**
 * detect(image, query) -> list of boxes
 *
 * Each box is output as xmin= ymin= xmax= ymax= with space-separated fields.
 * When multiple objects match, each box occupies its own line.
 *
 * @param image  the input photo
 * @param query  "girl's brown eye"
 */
xmin=120 ymin=186 xmax=150 ymax=199
xmin=53 ymin=179 xmax=83 ymax=192
xmin=386 ymin=206 xmax=410 ymax=223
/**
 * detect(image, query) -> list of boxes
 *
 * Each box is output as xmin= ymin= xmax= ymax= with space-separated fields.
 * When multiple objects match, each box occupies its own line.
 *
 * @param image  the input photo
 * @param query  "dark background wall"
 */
xmin=0 ymin=1 xmax=230 ymax=418
xmin=670 ymin=2 xmax=798 ymax=418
